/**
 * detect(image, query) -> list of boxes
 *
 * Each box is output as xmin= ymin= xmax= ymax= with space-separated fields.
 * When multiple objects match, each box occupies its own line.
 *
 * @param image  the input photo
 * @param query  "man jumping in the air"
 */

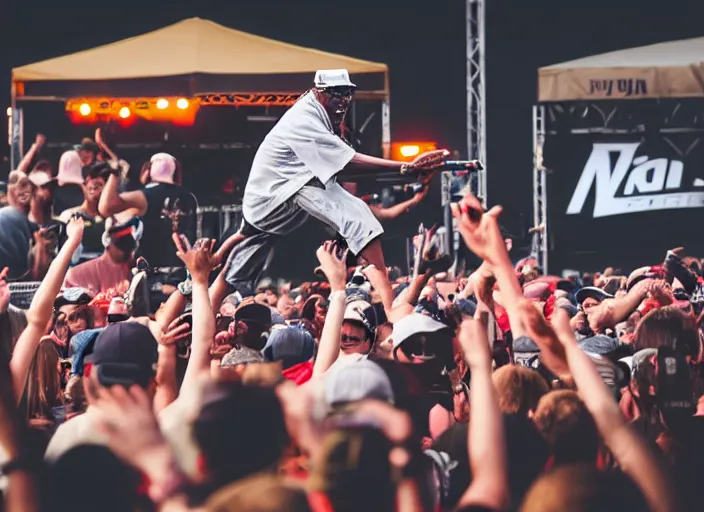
xmin=217 ymin=69 xmax=446 ymax=312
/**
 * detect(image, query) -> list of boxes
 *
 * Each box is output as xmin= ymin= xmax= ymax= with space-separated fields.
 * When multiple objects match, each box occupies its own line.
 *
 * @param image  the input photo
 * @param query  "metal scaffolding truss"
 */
xmin=443 ymin=0 xmax=487 ymax=270
xmin=466 ymin=0 xmax=487 ymax=205
xmin=543 ymin=99 xmax=704 ymax=135
xmin=531 ymin=105 xmax=547 ymax=272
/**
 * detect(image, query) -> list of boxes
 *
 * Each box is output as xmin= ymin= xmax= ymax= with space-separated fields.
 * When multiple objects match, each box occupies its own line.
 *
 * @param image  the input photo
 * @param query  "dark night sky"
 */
xmin=3 ymin=0 xmax=704 ymax=266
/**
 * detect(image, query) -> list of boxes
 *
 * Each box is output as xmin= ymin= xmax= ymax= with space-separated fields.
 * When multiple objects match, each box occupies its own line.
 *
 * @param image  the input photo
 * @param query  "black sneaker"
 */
xmin=124 ymin=269 xmax=150 ymax=318
xmin=418 ymin=254 xmax=453 ymax=276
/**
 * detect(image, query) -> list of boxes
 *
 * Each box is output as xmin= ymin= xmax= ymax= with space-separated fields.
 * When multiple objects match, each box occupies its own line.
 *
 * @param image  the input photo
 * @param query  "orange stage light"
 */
xmin=391 ymin=141 xmax=438 ymax=162
xmin=65 ymin=97 xmax=199 ymax=125
xmin=400 ymin=145 xmax=420 ymax=157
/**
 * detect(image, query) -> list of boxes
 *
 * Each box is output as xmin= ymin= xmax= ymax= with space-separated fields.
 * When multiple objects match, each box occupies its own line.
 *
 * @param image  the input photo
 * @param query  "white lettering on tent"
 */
xmin=566 ymin=142 xmax=704 ymax=218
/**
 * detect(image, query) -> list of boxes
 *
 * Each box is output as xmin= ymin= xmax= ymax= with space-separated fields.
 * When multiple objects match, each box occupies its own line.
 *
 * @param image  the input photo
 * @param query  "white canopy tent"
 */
xmin=539 ymin=36 xmax=704 ymax=102
xmin=9 ymin=18 xmax=391 ymax=166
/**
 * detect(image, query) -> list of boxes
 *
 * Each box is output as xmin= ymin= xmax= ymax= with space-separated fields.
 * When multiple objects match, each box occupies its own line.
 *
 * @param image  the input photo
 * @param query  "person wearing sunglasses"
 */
xmin=216 ymin=69 xmax=447 ymax=315
xmin=51 ymin=288 xmax=94 ymax=355
xmin=340 ymin=300 xmax=375 ymax=356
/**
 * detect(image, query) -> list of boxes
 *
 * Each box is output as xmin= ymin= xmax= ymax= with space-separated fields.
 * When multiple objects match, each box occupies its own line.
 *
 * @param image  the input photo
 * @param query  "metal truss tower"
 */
xmin=442 ymin=0 xmax=488 ymax=266
xmin=466 ymin=0 xmax=487 ymax=205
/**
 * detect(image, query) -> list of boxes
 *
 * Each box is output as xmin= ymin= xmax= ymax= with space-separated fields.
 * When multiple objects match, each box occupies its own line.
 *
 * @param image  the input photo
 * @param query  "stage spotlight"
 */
xmin=156 ymin=98 xmax=169 ymax=110
xmin=176 ymin=98 xmax=189 ymax=110
xmin=79 ymin=103 xmax=91 ymax=116
xmin=400 ymin=145 xmax=420 ymax=158
xmin=118 ymin=107 xmax=131 ymax=119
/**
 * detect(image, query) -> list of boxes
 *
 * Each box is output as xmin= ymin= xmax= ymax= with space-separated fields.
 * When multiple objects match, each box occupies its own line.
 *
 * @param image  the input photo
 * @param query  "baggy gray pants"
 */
xmin=224 ymin=180 xmax=383 ymax=292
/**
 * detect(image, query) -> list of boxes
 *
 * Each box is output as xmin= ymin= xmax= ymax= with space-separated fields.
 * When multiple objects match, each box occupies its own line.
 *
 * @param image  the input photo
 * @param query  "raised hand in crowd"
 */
xmin=15 ymin=133 xmax=46 ymax=174
xmin=11 ymin=216 xmax=84 ymax=397
xmin=369 ymin=183 xmax=430 ymax=221
xmin=173 ymin=235 xmax=217 ymax=392
xmin=159 ymin=315 xmax=192 ymax=346
xmin=475 ymin=267 xmax=497 ymax=313
xmin=66 ymin=214 xmax=86 ymax=244
xmin=452 ymin=193 xmax=527 ymax=337
xmin=456 ymin=313 xmax=510 ymax=511
xmin=173 ymin=235 xmax=217 ymax=283
xmin=151 ymin=314 xmax=189 ymax=414
xmin=588 ymin=275 xmax=659 ymax=332
xmin=517 ymin=299 xmax=571 ymax=381
xmin=315 ymin=240 xmax=347 ymax=293
xmin=312 ymin=241 xmax=348 ymax=376
xmin=93 ymin=127 xmax=106 ymax=149
xmin=451 ymin=194 xmax=506 ymax=266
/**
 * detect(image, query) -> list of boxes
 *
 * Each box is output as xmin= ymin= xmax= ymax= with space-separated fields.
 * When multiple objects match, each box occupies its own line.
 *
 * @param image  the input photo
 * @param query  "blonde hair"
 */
xmin=492 ymin=365 xmax=549 ymax=416
xmin=22 ymin=339 xmax=63 ymax=423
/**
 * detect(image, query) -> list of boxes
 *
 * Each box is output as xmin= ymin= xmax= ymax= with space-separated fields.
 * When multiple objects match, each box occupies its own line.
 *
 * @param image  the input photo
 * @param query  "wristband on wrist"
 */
xmin=177 ymin=279 xmax=193 ymax=297
xmin=1 ymin=458 xmax=33 ymax=476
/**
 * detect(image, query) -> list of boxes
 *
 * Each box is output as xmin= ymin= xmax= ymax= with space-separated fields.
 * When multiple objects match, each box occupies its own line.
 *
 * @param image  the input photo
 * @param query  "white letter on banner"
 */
xmin=566 ymin=142 xmax=640 ymax=216
xmin=624 ymin=158 xmax=668 ymax=195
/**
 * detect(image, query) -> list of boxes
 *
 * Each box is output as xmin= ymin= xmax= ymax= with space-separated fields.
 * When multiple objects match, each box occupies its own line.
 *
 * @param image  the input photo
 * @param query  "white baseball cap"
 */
xmin=314 ymin=69 xmax=356 ymax=88
xmin=391 ymin=313 xmax=449 ymax=349
xmin=28 ymin=170 xmax=55 ymax=187
xmin=343 ymin=299 xmax=372 ymax=323
xmin=324 ymin=359 xmax=394 ymax=407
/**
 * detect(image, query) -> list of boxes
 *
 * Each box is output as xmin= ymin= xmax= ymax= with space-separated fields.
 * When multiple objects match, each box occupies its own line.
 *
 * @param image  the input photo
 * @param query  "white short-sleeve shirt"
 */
xmin=242 ymin=91 xmax=356 ymax=226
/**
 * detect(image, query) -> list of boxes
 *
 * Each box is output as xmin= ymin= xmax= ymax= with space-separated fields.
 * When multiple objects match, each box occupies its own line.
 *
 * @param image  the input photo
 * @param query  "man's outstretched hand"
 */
xmin=400 ymin=149 xmax=450 ymax=176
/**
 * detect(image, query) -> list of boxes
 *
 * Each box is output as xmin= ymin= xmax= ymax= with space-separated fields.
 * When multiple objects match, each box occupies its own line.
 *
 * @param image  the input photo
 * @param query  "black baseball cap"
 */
xmin=105 ymin=222 xmax=137 ymax=253
xmin=89 ymin=322 xmax=158 ymax=387
xmin=575 ymin=286 xmax=614 ymax=306
xmin=235 ymin=299 xmax=273 ymax=327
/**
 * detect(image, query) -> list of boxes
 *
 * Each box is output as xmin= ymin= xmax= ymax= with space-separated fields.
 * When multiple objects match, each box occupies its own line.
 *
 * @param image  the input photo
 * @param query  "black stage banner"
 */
xmin=545 ymin=133 xmax=704 ymax=272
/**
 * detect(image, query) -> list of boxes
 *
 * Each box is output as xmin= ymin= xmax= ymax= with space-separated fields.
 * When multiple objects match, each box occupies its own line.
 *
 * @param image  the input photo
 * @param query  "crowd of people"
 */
xmin=1 ymin=70 xmax=704 ymax=512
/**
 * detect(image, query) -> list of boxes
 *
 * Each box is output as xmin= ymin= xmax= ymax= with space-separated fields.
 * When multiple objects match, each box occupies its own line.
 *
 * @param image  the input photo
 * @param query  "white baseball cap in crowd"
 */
xmin=314 ymin=69 xmax=356 ymax=88
xmin=343 ymin=299 xmax=372 ymax=323
xmin=324 ymin=359 xmax=394 ymax=408
xmin=27 ymin=170 xmax=55 ymax=188
xmin=391 ymin=313 xmax=449 ymax=350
